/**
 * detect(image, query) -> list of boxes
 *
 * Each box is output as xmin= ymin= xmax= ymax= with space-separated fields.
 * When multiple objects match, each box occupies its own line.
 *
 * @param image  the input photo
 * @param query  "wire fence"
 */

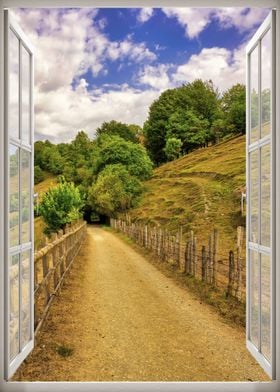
xmin=110 ymin=218 xmax=245 ymax=302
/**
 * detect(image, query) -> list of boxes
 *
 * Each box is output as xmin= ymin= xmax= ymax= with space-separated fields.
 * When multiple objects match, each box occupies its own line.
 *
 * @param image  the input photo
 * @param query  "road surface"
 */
xmin=14 ymin=226 xmax=268 ymax=381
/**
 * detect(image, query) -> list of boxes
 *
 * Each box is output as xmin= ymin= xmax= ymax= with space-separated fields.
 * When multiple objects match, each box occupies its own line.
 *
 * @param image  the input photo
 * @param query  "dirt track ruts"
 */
xmin=14 ymin=225 xmax=268 ymax=381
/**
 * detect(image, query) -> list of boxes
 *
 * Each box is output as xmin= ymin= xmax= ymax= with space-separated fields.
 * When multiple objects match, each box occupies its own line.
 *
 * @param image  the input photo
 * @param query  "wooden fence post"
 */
xmin=235 ymin=226 xmax=244 ymax=300
xmin=212 ymin=229 xmax=218 ymax=285
xmin=201 ymin=245 xmax=207 ymax=281
xmin=193 ymin=237 xmax=197 ymax=277
xmin=208 ymin=234 xmax=212 ymax=284
xmin=227 ymin=250 xmax=235 ymax=297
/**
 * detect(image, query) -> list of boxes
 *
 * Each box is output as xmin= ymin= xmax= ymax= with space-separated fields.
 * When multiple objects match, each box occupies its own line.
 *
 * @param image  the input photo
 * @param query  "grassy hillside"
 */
xmin=128 ymin=135 xmax=246 ymax=257
xmin=34 ymin=172 xmax=57 ymax=250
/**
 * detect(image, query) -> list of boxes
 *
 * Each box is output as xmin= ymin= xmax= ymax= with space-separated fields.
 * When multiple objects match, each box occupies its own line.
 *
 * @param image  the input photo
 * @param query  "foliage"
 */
xmin=222 ymin=84 xmax=246 ymax=135
xmin=34 ymin=165 xmax=45 ymax=184
xmin=144 ymin=80 xmax=220 ymax=164
xmin=166 ymin=110 xmax=209 ymax=154
xmin=39 ymin=177 xmax=84 ymax=233
xmin=88 ymin=164 xmax=142 ymax=216
xmin=96 ymin=120 xmax=140 ymax=143
xmin=95 ymin=135 xmax=153 ymax=180
xmin=164 ymin=138 xmax=183 ymax=161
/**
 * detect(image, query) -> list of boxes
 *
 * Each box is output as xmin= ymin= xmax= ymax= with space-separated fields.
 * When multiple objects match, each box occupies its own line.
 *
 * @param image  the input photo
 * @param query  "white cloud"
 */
xmin=137 ymin=8 xmax=154 ymax=23
xmin=137 ymin=64 xmax=173 ymax=91
xmin=162 ymin=7 xmax=269 ymax=39
xmin=162 ymin=8 xmax=212 ymax=39
xmin=35 ymin=84 xmax=159 ymax=143
xmin=173 ymin=45 xmax=245 ymax=92
xmin=11 ymin=8 xmax=158 ymax=142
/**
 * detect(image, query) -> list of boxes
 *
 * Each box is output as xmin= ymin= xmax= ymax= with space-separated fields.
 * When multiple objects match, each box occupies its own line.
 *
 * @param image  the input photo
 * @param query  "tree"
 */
xmin=164 ymin=138 xmax=183 ymax=161
xmin=96 ymin=120 xmax=139 ymax=143
xmin=144 ymin=88 xmax=180 ymax=164
xmin=40 ymin=177 xmax=84 ymax=233
xmin=144 ymin=80 xmax=219 ymax=164
xmin=166 ymin=110 xmax=209 ymax=154
xmin=34 ymin=165 xmax=45 ymax=184
xmin=88 ymin=164 xmax=142 ymax=216
xmin=94 ymin=135 xmax=153 ymax=180
xmin=222 ymin=84 xmax=246 ymax=135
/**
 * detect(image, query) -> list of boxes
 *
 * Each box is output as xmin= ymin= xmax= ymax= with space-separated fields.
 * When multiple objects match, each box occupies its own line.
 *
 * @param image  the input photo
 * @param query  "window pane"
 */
xmin=21 ymin=150 xmax=31 ymax=244
xmin=261 ymin=30 xmax=271 ymax=138
xmin=261 ymin=144 xmax=270 ymax=246
xmin=9 ymin=145 xmax=20 ymax=247
xmin=250 ymin=46 xmax=259 ymax=144
xmin=261 ymin=253 xmax=271 ymax=362
xmin=250 ymin=149 xmax=259 ymax=243
xmin=21 ymin=250 xmax=31 ymax=348
xmin=22 ymin=45 xmax=31 ymax=144
xmin=9 ymin=29 xmax=19 ymax=140
xmin=10 ymin=254 xmax=20 ymax=361
xmin=250 ymin=250 xmax=259 ymax=348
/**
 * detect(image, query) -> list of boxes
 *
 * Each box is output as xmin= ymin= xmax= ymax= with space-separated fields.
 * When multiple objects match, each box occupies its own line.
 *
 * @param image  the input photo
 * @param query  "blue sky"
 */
xmin=14 ymin=7 xmax=270 ymax=142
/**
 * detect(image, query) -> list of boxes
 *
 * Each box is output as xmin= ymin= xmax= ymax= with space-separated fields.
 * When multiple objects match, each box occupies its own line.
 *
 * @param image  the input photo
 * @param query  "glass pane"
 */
xmin=261 ymin=253 xmax=271 ymax=361
xmin=250 ymin=46 xmax=259 ymax=144
xmin=21 ymin=150 xmax=31 ymax=244
xmin=261 ymin=144 xmax=271 ymax=246
xmin=9 ymin=145 xmax=20 ymax=247
xmin=261 ymin=29 xmax=271 ymax=138
xmin=10 ymin=254 xmax=20 ymax=361
xmin=21 ymin=250 xmax=31 ymax=348
xmin=9 ymin=29 xmax=19 ymax=140
xmin=22 ymin=45 xmax=31 ymax=144
xmin=250 ymin=149 xmax=259 ymax=243
xmin=250 ymin=250 xmax=259 ymax=348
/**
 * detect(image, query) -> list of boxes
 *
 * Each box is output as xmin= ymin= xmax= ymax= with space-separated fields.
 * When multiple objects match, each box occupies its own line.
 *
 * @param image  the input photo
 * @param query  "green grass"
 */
xmin=128 ymin=135 xmax=246 ymax=258
xmin=56 ymin=345 xmax=74 ymax=357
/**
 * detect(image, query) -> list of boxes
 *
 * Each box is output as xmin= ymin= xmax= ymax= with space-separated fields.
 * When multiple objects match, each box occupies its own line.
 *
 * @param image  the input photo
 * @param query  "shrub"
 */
xmin=164 ymin=138 xmax=183 ymax=161
xmin=34 ymin=166 xmax=45 ymax=184
xmin=88 ymin=164 xmax=142 ymax=217
xmin=40 ymin=177 xmax=84 ymax=233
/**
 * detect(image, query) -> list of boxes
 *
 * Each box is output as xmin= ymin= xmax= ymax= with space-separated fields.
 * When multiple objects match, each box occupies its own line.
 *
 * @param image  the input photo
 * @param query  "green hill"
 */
xmin=128 ymin=135 xmax=246 ymax=257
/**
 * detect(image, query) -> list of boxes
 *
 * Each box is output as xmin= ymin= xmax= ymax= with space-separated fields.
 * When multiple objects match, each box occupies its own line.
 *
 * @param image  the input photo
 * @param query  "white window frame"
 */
xmin=0 ymin=1 xmax=280 ymax=391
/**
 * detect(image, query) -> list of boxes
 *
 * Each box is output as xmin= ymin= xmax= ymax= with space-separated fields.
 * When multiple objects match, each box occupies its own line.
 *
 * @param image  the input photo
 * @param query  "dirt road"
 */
xmin=14 ymin=226 xmax=268 ymax=381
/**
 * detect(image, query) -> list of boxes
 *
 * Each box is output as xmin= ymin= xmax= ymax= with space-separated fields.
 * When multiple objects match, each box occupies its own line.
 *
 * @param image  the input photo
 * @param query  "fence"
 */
xmin=110 ymin=218 xmax=245 ymax=302
xmin=34 ymin=219 xmax=87 ymax=335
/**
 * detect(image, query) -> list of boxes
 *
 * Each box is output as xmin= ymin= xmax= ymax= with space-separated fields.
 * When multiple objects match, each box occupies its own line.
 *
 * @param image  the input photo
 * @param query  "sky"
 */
xmin=13 ymin=7 xmax=270 ymax=143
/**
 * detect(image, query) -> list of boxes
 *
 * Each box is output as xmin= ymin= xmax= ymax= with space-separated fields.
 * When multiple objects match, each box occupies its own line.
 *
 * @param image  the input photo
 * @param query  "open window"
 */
xmin=0 ymin=3 xmax=278 ymax=389
xmin=246 ymin=10 xmax=276 ymax=379
xmin=4 ymin=10 xmax=34 ymax=379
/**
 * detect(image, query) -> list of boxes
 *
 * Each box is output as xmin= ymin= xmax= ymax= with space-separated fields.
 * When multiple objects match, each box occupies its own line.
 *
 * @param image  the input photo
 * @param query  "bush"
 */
xmin=95 ymin=135 xmax=153 ymax=180
xmin=39 ymin=177 xmax=84 ymax=233
xmin=164 ymin=138 xmax=183 ymax=161
xmin=88 ymin=164 xmax=142 ymax=217
xmin=34 ymin=166 xmax=45 ymax=184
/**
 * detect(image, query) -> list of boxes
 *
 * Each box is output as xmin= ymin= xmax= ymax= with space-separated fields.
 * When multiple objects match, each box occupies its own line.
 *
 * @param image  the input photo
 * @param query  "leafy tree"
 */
xmin=144 ymin=88 xmax=179 ymax=164
xmin=40 ymin=177 xmax=84 ymax=233
xmin=222 ymin=84 xmax=246 ymax=135
xmin=164 ymin=138 xmax=183 ymax=161
xmin=96 ymin=120 xmax=139 ymax=143
xmin=144 ymin=80 xmax=219 ymax=164
xmin=88 ymin=164 xmax=142 ymax=216
xmin=34 ymin=165 xmax=45 ymax=184
xmin=166 ymin=110 xmax=209 ymax=154
xmin=210 ymin=118 xmax=227 ymax=144
xmin=95 ymin=135 xmax=153 ymax=180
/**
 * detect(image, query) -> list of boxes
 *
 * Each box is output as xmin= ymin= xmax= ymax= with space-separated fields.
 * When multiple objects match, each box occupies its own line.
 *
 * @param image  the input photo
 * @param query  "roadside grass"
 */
xmin=109 ymin=227 xmax=246 ymax=328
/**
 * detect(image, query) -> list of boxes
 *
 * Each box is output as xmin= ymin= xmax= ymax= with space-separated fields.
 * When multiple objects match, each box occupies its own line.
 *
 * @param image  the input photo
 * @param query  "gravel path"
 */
xmin=14 ymin=226 xmax=268 ymax=381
